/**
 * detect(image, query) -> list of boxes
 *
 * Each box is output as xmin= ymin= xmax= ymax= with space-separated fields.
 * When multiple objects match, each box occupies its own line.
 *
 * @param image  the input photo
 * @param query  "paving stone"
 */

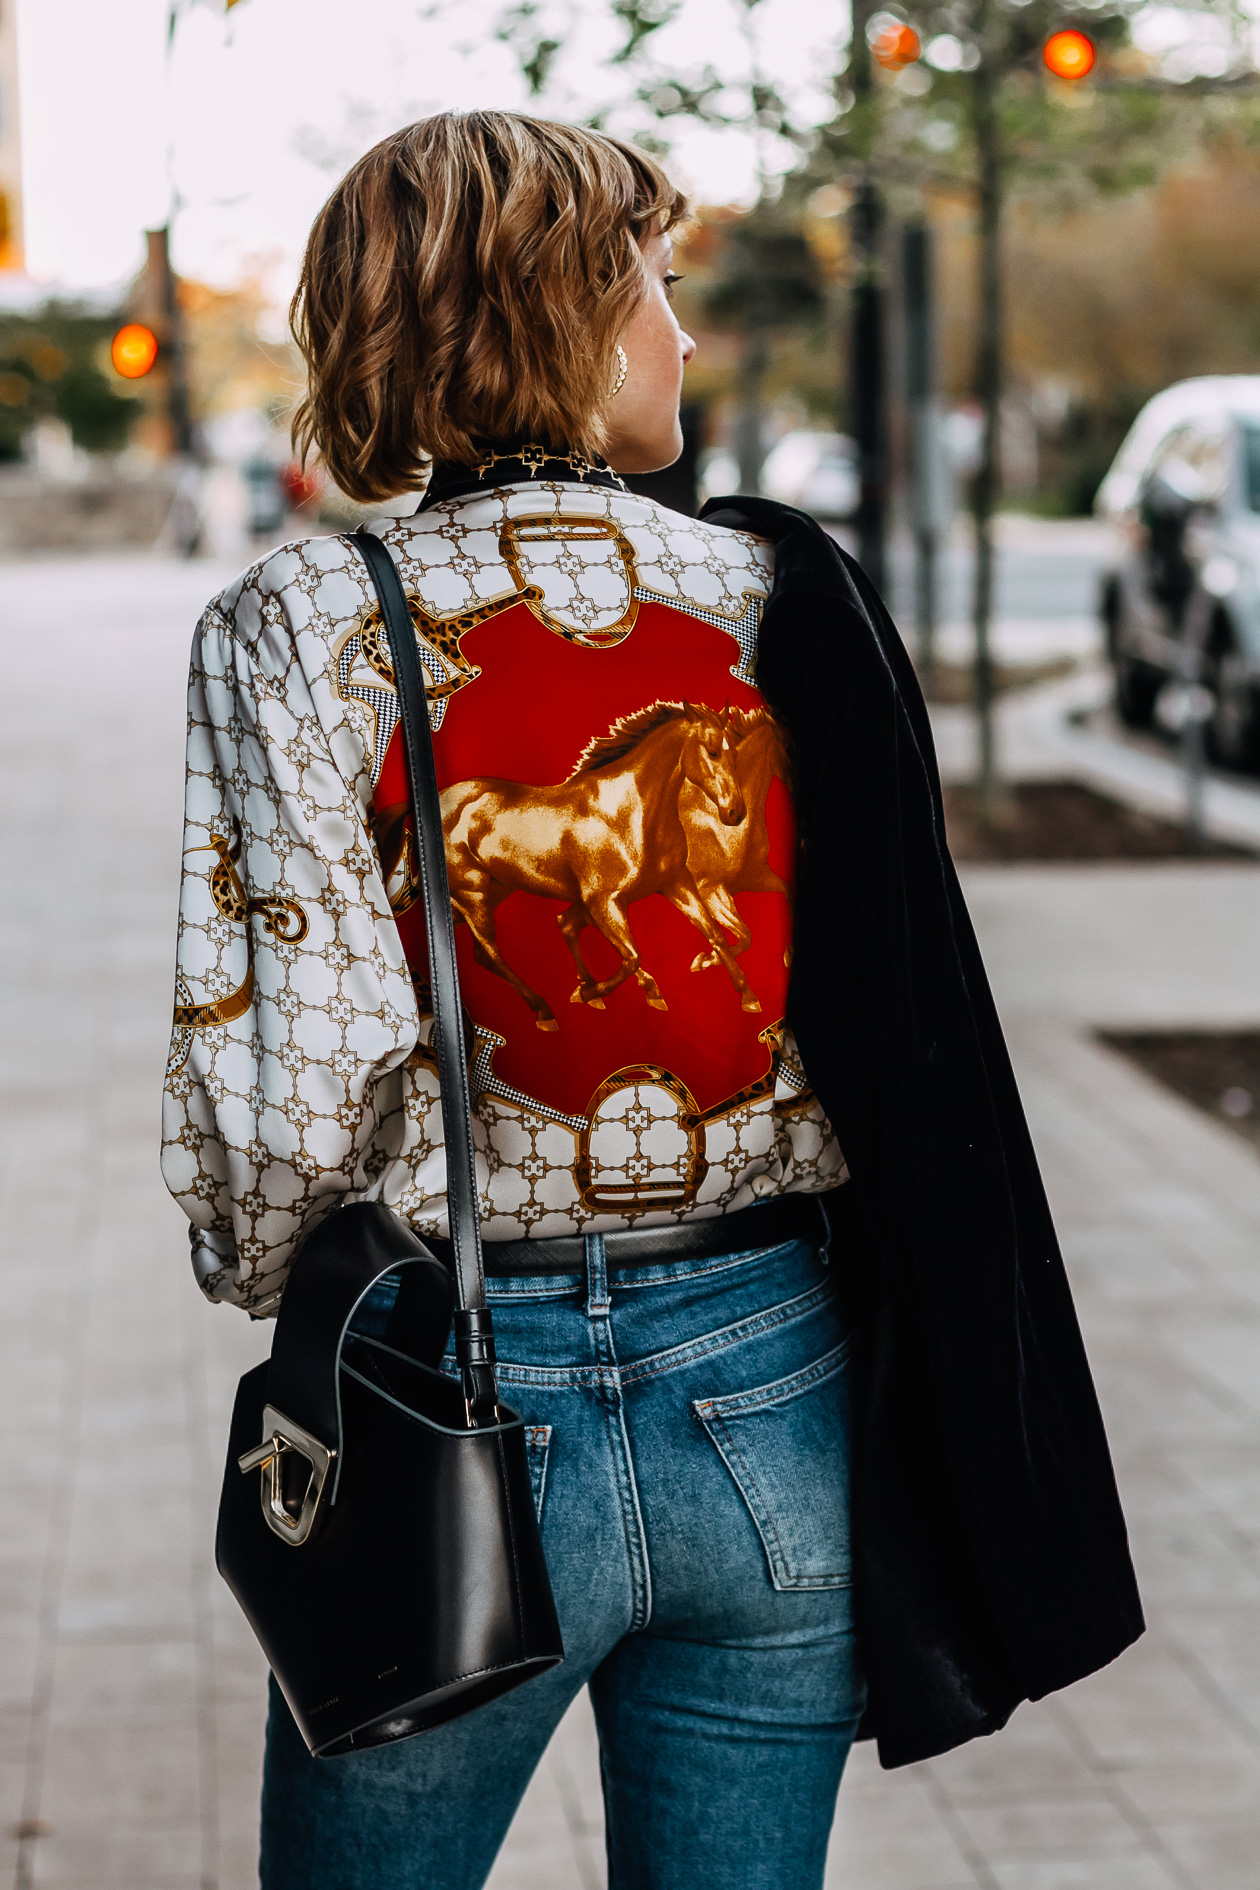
xmin=952 ymin=1794 xmax=1155 ymax=1859
xmin=40 ymin=1637 xmax=195 ymax=1724
xmin=37 ymin=1718 xmax=202 ymax=1831
xmin=211 ymin=1696 xmax=267 ymax=1890
xmin=1113 ymin=1751 xmax=1260 ymax=1821
xmin=825 ymin=1746 xmax=980 ymax=1888
xmin=0 ymin=1837 xmax=23 ymax=1890
xmin=1158 ymin=1605 xmax=1260 ymax=1737
xmin=0 ymin=1754 xmax=25 ymax=1821
xmin=1148 ymin=1815 xmax=1260 ymax=1889
xmin=33 ymin=1833 xmax=207 ymax=1889
xmin=1052 ymin=1620 xmax=1256 ymax=1769
xmin=985 ymin=1857 xmax=1183 ymax=1890
xmin=924 ymin=1705 xmax=1103 ymax=1808
xmin=483 ymin=1689 xmax=604 ymax=1890
xmin=1163 ymin=1441 xmax=1260 ymax=1547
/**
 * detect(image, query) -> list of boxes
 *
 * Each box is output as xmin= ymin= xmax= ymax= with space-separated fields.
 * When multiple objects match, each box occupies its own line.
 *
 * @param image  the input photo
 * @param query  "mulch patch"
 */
xmin=944 ymin=780 xmax=1256 ymax=863
xmin=924 ymin=659 xmax=1076 ymax=705
xmin=1099 ymin=1030 xmax=1260 ymax=1154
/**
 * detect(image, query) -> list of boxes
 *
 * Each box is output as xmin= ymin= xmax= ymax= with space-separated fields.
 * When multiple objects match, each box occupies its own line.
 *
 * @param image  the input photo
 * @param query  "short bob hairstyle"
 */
xmin=291 ymin=111 xmax=687 ymax=504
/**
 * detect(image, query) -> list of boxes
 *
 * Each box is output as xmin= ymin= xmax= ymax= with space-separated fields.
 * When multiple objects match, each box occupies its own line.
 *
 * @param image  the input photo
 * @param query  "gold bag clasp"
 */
xmin=238 ymin=1405 xmax=335 ymax=1547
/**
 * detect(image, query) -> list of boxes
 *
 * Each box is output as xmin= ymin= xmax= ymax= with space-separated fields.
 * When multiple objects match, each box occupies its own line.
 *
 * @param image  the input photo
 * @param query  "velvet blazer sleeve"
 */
xmin=701 ymin=497 xmax=1143 ymax=1767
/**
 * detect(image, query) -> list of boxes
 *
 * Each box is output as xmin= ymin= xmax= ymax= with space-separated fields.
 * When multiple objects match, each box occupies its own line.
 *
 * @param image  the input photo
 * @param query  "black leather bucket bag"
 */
xmin=215 ymin=529 xmax=564 ymax=1759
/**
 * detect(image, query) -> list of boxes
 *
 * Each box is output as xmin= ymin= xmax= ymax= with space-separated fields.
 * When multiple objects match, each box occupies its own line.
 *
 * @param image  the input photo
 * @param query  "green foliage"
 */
xmin=610 ymin=0 xmax=680 ymax=64
xmin=0 ymin=303 xmax=142 ymax=462
xmin=639 ymin=66 xmax=736 ymax=126
xmin=702 ymin=217 xmax=825 ymax=331
xmin=0 ymin=400 xmax=25 ymax=464
xmin=483 ymin=0 xmax=1260 ymax=208
xmin=493 ymin=3 xmax=563 ymax=94
xmin=814 ymin=0 xmax=1260 ymax=209
xmin=55 ymin=364 xmax=143 ymax=454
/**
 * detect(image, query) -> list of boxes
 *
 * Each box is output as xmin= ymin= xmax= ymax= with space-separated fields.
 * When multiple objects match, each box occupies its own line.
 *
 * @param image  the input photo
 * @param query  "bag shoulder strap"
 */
xmin=347 ymin=529 xmax=497 ymax=1426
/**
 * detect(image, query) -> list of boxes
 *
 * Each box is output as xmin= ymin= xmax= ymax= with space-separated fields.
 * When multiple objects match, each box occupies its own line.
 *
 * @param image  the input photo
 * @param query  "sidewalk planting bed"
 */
xmin=945 ymin=779 xmax=1256 ymax=862
xmin=925 ymin=659 xmax=1077 ymax=704
xmin=1099 ymin=1028 xmax=1260 ymax=1154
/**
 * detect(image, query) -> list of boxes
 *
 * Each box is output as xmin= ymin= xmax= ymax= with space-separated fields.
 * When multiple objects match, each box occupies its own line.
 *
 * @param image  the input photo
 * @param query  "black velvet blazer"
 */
xmin=700 ymin=496 xmax=1143 ymax=1768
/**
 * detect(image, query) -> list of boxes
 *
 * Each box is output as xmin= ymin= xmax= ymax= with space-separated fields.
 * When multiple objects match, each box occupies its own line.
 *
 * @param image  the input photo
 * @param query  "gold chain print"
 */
xmin=172 ymin=834 xmax=309 ymax=1032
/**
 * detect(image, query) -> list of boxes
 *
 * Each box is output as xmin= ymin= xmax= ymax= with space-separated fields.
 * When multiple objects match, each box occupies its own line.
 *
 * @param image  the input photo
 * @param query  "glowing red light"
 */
xmin=111 ymin=323 xmax=159 ymax=379
xmin=1043 ymin=29 xmax=1095 ymax=80
xmin=873 ymin=21 xmax=922 ymax=68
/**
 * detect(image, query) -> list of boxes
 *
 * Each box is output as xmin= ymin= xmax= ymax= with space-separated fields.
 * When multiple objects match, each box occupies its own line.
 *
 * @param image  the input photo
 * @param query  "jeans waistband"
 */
xmin=425 ymin=1189 xmax=841 ymax=1278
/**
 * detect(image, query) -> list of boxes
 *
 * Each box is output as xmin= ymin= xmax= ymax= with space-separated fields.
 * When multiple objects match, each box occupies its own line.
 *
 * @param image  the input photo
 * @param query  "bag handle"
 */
xmin=347 ymin=530 xmax=499 ymax=1427
xmin=261 ymin=1200 xmax=456 ymax=1507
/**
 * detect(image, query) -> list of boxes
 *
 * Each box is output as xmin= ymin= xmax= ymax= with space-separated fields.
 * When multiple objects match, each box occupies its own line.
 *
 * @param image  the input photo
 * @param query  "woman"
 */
xmin=162 ymin=112 xmax=1141 ymax=1890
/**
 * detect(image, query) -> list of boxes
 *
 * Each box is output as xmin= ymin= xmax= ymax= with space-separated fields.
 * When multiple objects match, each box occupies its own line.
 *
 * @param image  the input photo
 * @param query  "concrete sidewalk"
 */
xmin=3 ymin=557 xmax=1260 ymax=1889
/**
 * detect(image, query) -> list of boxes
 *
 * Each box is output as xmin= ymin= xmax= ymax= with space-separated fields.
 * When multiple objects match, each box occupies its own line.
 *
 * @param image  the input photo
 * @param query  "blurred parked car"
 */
xmin=241 ymin=455 xmax=288 ymax=538
xmin=761 ymin=430 xmax=859 ymax=520
xmin=1096 ymin=376 xmax=1260 ymax=768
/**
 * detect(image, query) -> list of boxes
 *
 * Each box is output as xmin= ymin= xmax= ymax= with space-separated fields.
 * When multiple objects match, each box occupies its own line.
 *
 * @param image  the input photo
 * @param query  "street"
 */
xmin=889 ymin=511 xmax=1108 ymax=620
xmin=884 ymin=514 xmax=1110 ymax=667
xmin=3 ymin=536 xmax=1260 ymax=1889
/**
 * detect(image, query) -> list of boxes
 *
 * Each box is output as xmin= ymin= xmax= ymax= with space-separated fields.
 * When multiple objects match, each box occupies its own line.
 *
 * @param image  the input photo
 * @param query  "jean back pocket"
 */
xmin=693 ymin=1343 xmax=852 ymax=1591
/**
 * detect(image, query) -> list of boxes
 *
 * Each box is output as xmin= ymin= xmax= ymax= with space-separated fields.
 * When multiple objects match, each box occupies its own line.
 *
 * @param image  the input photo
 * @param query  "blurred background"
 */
xmin=4 ymin=2 xmax=1260 ymax=1887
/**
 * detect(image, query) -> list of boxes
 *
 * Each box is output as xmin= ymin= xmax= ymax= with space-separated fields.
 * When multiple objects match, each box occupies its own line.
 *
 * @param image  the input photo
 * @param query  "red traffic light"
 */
xmin=111 ymin=323 xmax=159 ymax=379
xmin=869 ymin=14 xmax=922 ymax=68
xmin=1043 ymin=29 xmax=1095 ymax=79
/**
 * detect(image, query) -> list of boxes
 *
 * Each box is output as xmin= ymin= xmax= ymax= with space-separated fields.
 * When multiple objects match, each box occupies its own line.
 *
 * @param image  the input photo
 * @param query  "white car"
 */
xmin=700 ymin=431 xmax=860 ymax=519
xmin=761 ymin=430 xmax=859 ymax=520
xmin=1096 ymin=376 xmax=1260 ymax=767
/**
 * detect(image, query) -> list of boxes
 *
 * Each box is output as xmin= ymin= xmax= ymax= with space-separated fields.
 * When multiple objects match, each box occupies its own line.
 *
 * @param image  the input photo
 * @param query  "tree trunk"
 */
xmin=971 ymin=34 xmax=1003 ymax=819
xmin=848 ymin=0 xmax=887 ymax=593
xmin=735 ymin=331 xmax=768 ymax=495
xmin=904 ymin=220 xmax=938 ymax=689
xmin=851 ymin=181 xmax=887 ymax=594
xmin=148 ymin=224 xmax=197 ymax=460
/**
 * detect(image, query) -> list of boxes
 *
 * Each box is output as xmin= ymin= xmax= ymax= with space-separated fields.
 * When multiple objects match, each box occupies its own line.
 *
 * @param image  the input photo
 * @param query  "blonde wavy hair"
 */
xmin=290 ymin=111 xmax=687 ymax=504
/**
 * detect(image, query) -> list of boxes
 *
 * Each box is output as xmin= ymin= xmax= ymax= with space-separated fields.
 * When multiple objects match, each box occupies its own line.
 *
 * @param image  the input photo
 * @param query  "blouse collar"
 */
xmin=419 ymin=448 xmax=626 ymax=511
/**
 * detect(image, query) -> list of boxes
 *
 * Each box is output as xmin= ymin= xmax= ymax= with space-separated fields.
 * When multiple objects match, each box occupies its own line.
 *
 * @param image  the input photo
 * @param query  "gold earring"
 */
xmin=609 ymin=344 xmax=628 ymax=400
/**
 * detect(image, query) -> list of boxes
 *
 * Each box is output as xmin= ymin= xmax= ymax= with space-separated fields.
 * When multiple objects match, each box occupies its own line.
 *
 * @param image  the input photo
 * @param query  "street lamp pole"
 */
xmin=903 ymin=218 xmax=940 ymax=686
xmin=849 ymin=0 xmax=888 ymax=596
xmin=147 ymin=226 xmax=196 ymax=459
xmin=971 ymin=1 xmax=1003 ymax=818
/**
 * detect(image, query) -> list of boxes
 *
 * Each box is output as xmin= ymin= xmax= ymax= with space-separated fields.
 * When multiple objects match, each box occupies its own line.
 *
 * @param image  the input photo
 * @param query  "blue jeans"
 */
xmin=259 ymin=1230 xmax=864 ymax=1890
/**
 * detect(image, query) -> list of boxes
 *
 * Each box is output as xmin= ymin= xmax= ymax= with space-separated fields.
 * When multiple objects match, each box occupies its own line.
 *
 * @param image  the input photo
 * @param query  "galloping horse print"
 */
xmin=441 ymin=700 xmax=771 ymax=1032
xmin=681 ymin=708 xmax=792 ymax=975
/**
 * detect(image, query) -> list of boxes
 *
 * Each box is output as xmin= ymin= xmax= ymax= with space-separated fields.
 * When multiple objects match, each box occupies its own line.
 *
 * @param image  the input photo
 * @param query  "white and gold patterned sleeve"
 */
xmin=160 ymin=553 xmax=443 ymax=1315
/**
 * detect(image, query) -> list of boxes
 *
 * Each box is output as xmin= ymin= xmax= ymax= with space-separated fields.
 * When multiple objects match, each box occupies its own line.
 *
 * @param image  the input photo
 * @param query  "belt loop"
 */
xmin=816 ymin=1195 xmax=832 ymax=1267
xmin=585 ymin=1233 xmax=611 ymax=1318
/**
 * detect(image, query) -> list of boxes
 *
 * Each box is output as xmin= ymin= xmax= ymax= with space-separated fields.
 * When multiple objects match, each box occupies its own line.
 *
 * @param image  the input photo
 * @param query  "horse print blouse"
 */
xmin=162 ymin=480 xmax=847 ymax=1313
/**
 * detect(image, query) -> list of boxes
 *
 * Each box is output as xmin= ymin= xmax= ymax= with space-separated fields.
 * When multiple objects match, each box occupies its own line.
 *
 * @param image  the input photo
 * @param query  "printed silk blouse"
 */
xmin=162 ymin=480 xmax=847 ymax=1314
